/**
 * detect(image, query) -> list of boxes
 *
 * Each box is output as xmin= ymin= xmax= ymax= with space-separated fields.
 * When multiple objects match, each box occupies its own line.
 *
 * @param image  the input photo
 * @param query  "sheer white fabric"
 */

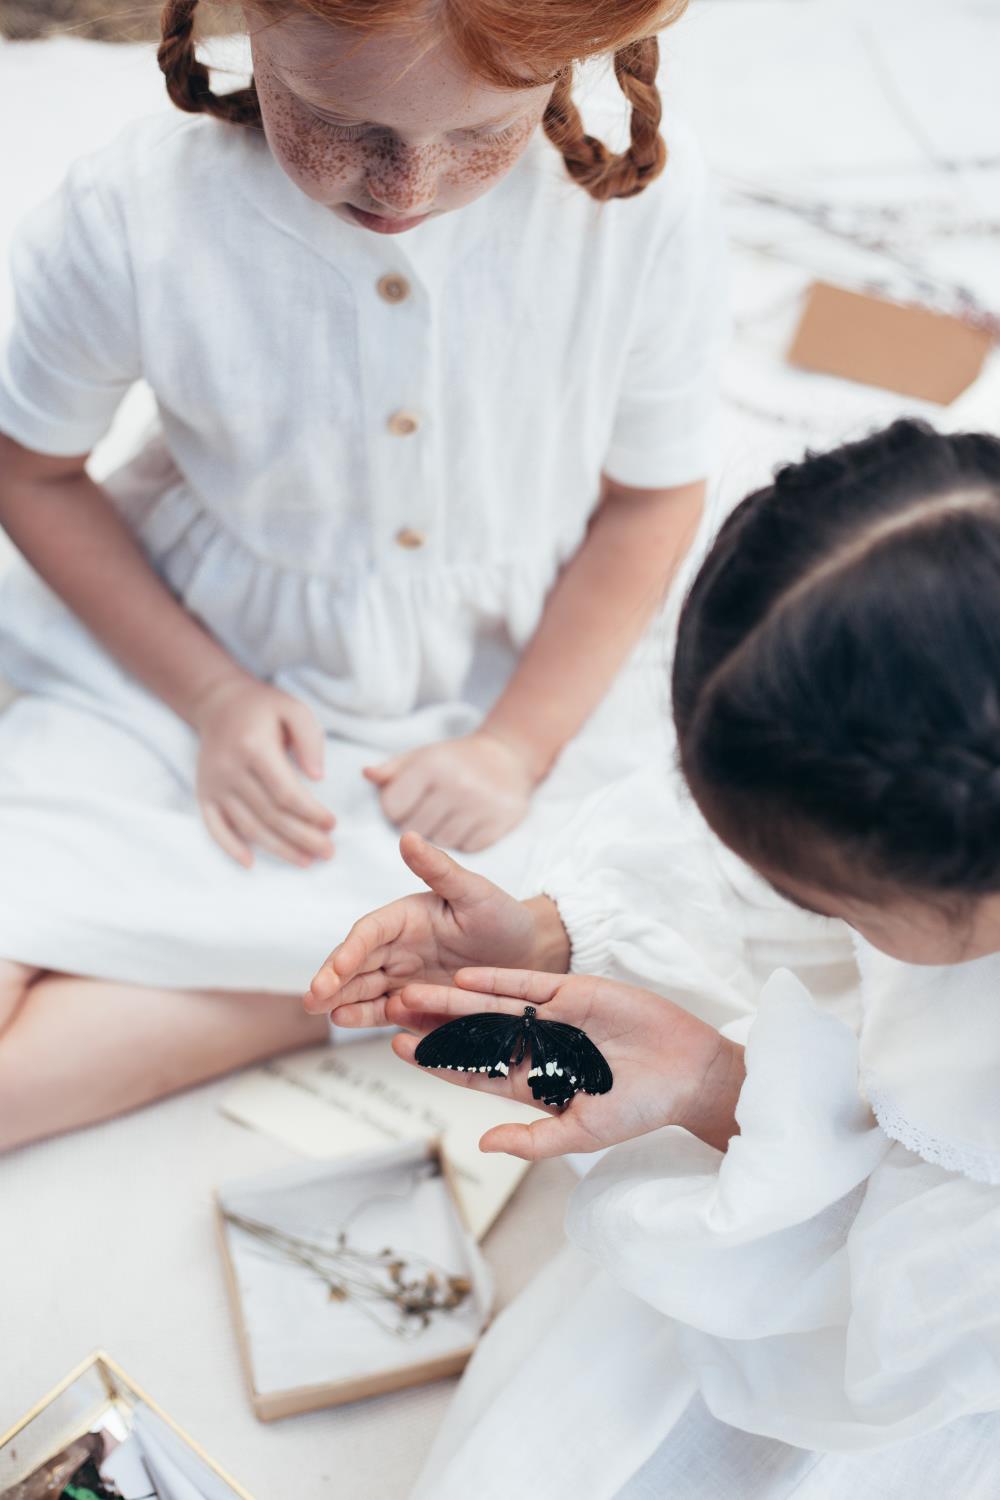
xmin=857 ymin=941 xmax=1000 ymax=1185
xmin=413 ymin=771 xmax=1000 ymax=1497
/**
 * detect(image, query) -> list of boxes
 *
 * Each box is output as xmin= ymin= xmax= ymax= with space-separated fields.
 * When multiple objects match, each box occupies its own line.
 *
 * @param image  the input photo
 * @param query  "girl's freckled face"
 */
xmin=247 ymin=12 xmax=553 ymax=232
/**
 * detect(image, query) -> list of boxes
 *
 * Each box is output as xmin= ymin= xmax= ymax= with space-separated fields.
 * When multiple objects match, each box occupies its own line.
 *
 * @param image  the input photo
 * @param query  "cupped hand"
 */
xmin=363 ymin=730 xmax=536 ymax=851
xmin=305 ymin=832 xmax=564 ymax=1028
xmin=385 ymin=968 xmax=741 ymax=1160
xmin=193 ymin=676 xmax=335 ymax=868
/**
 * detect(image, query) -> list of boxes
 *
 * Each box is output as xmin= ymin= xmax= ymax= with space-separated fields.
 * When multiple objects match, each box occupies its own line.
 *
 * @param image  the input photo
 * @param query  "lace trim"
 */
xmin=865 ymin=1081 xmax=1000 ymax=1185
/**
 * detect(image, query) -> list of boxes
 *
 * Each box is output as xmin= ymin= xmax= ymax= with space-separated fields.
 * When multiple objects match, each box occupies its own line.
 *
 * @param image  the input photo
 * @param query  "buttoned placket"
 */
xmin=246 ymin=161 xmax=447 ymax=572
xmin=358 ymin=242 xmax=442 ymax=569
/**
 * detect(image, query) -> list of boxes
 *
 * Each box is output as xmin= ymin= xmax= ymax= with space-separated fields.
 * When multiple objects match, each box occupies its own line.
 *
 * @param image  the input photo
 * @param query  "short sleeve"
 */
xmin=603 ymin=121 xmax=727 ymax=489
xmin=0 ymin=152 xmax=140 ymax=456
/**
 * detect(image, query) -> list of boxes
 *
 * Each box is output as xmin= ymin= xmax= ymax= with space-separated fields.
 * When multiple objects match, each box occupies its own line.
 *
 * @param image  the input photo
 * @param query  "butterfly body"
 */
xmin=414 ymin=1005 xmax=613 ymax=1110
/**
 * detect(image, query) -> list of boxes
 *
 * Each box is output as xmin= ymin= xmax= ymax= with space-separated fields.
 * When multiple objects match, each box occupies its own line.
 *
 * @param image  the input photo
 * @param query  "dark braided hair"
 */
xmin=673 ymin=419 xmax=1000 ymax=898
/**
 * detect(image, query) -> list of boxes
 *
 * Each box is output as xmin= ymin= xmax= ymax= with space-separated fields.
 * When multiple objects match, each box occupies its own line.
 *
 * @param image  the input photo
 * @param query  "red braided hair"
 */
xmin=158 ymin=0 xmax=688 ymax=200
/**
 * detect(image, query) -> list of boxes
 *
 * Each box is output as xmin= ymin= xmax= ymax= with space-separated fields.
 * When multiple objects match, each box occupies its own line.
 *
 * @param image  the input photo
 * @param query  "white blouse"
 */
xmin=0 ymin=102 xmax=724 ymax=741
xmin=413 ymin=769 xmax=1000 ymax=1497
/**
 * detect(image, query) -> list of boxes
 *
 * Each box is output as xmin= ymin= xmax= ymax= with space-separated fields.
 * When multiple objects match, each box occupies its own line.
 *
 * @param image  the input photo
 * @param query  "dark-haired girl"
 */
xmin=316 ymin=419 xmax=1000 ymax=1496
xmin=0 ymin=0 xmax=724 ymax=1146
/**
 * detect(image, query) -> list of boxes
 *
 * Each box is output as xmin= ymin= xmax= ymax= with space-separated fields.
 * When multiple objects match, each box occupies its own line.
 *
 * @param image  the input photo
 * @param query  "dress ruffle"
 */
xmin=569 ymin=970 xmax=1000 ymax=1452
xmin=99 ymin=448 xmax=554 ymax=731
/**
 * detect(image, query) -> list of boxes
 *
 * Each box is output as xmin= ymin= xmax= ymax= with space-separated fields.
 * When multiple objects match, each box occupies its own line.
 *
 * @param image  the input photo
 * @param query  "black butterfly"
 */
xmin=414 ymin=1004 xmax=613 ymax=1110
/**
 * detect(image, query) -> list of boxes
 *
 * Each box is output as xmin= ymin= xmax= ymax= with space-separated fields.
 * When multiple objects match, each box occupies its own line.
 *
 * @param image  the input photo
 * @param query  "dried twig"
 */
xmin=223 ymin=1209 xmax=472 ymax=1337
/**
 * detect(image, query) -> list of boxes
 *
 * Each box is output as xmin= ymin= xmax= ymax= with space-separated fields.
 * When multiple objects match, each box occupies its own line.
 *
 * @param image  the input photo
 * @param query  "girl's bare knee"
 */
xmin=0 ymin=959 xmax=39 ymax=1032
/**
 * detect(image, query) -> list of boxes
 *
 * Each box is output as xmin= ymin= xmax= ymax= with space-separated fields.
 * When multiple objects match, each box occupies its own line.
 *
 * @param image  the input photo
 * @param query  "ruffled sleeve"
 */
xmin=567 ymin=969 xmax=1000 ymax=1451
xmin=534 ymin=765 xmax=856 ymax=1032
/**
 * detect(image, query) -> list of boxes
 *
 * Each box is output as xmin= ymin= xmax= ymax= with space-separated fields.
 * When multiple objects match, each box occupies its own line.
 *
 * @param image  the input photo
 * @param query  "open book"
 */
xmin=222 ymin=1038 xmax=545 ymax=1238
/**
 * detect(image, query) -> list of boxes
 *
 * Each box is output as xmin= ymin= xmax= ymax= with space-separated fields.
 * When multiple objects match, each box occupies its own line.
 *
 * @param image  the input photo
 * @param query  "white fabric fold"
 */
xmin=570 ymin=972 xmax=889 ymax=1343
xmin=568 ymin=969 xmax=1000 ymax=1455
xmin=857 ymin=940 xmax=1000 ymax=1185
xmin=416 ymin=787 xmax=1000 ymax=1493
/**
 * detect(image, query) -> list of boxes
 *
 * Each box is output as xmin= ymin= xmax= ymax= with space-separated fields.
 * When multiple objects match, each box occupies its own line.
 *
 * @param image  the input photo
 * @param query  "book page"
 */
xmin=222 ymin=1041 xmax=544 ymax=1238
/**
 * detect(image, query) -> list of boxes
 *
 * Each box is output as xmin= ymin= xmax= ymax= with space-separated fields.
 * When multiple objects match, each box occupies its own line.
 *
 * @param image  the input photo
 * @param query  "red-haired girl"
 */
xmin=0 ymin=0 xmax=723 ymax=1145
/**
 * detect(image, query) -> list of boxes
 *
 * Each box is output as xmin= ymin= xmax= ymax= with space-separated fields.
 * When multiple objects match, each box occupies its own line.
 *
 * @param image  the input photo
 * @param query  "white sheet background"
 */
xmin=1 ymin=2 xmax=999 ymax=1496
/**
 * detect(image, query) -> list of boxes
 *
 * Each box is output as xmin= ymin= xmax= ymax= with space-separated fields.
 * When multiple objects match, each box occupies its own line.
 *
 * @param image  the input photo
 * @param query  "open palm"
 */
xmin=306 ymin=833 xmax=541 ymax=1029
xmin=385 ymin=967 xmax=731 ymax=1159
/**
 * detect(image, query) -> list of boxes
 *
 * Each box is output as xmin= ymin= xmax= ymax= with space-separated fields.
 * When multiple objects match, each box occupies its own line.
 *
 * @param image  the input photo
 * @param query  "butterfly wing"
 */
xmin=544 ymin=1021 xmax=614 ymax=1097
xmin=527 ymin=1019 xmax=613 ymax=1109
xmin=415 ymin=1012 xmax=524 ymax=1079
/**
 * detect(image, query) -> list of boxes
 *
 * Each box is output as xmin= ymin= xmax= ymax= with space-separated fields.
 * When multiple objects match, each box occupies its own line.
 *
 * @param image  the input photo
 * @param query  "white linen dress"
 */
xmin=0 ymin=103 xmax=724 ymax=991
xmin=412 ymin=769 xmax=1000 ymax=1498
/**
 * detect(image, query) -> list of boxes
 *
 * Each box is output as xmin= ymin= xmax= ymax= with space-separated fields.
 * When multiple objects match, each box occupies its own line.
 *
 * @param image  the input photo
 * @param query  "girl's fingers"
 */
xmin=432 ymin=814 xmax=476 ymax=852
xmin=397 ymin=982 xmax=527 ymax=1019
xmin=281 ymin=700 xmax=326 ymax=781
xmin=378 ymin=766 xmax=434 ymax=826
xmin=330 ymin=994 xmax=392 ymax=1029
xmin=223 ymin=797 xmax=312 ymax=868
xmin=454 ymin=967 xmax=563 ymax=1005
xmin=399 ymin=789 xmax=453 ymax=842
xmin=392 ymin=1031 xmax=442 ymax=1061
xmin=309 ymin=969 xmax=389 ymax=1015
xmin=363 ymin=754 xmax=405 ymax=786
xmin=385 ymin=996 xmax=465 ymax=1034
xmin=455 ymin=819 xmax=497 ymax=854
xmin=304 ymin=974 xmax=338 ymax=1011
xmin=398 ymin=832 xmax=482 ymax=904
xmin=250 ymin=749 xmax=335 ymax=829
xmin=240 ymin=774 xmax=334 ymax=858
xmin=202 ymin=800 xmax=253 ymax=868
xmin=309 ymin=909 xmax=402 ymax=995
xmin=479 ymin=1116 xmax=582 ymax=1160
xmin=334 ymin=967 xmax=397 ymax=1006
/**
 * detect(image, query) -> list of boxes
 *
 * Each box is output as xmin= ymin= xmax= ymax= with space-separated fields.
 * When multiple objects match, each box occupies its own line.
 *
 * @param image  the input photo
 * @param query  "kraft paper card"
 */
xmin=788 ymin=281 xmax=994 ymax=404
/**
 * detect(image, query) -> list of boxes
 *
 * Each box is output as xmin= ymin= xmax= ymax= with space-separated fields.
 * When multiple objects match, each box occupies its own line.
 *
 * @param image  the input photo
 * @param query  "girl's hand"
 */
xmin=385 ymin=968 xmax=744 ymax=1160
xmin=305 ymin=832 xmax=569 ymax=1026
xmin=192 ymin=677 xmax=336 ymax=868
xmin=363 ymin=731 xmax=537 ymax=851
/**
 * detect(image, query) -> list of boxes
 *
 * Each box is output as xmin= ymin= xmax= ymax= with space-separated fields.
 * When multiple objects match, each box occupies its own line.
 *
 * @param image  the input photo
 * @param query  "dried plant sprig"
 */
xmin=724 ymin=177 xmax=1000 ymax=339
xmin=222 ymin=1210 xmax=473 ymax=1338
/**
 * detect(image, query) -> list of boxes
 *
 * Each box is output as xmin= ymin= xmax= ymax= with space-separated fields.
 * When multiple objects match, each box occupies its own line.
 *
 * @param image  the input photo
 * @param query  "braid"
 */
xmin=542 ymin=35 xmax=667 ymax=202
xmin=874 ymin=735 xmax=1000 ymax=891
xmin=158 ymin=0 xmax=262 ymax=127
xmin=612 ymin=37 xmax=668 ymax=195
xmin=673 ymin=420 xmax=1000 ymax=898
xmin=751 ymin=725 xmax=1000 ymax=895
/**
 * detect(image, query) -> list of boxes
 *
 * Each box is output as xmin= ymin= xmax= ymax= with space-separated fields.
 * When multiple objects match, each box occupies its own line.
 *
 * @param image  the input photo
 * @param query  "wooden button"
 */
xmin=387 ymin=409 xmax=421 ymax=437
xmin=377 ymin=274 xmax=411 ymax=304
xmin=395 ymin=527 xmax=426 ymax=549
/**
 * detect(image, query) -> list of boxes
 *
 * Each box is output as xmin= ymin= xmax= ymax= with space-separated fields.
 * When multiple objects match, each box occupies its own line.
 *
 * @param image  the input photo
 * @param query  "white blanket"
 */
xmin=2 ymin=4 xmax=999 ymax=1495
